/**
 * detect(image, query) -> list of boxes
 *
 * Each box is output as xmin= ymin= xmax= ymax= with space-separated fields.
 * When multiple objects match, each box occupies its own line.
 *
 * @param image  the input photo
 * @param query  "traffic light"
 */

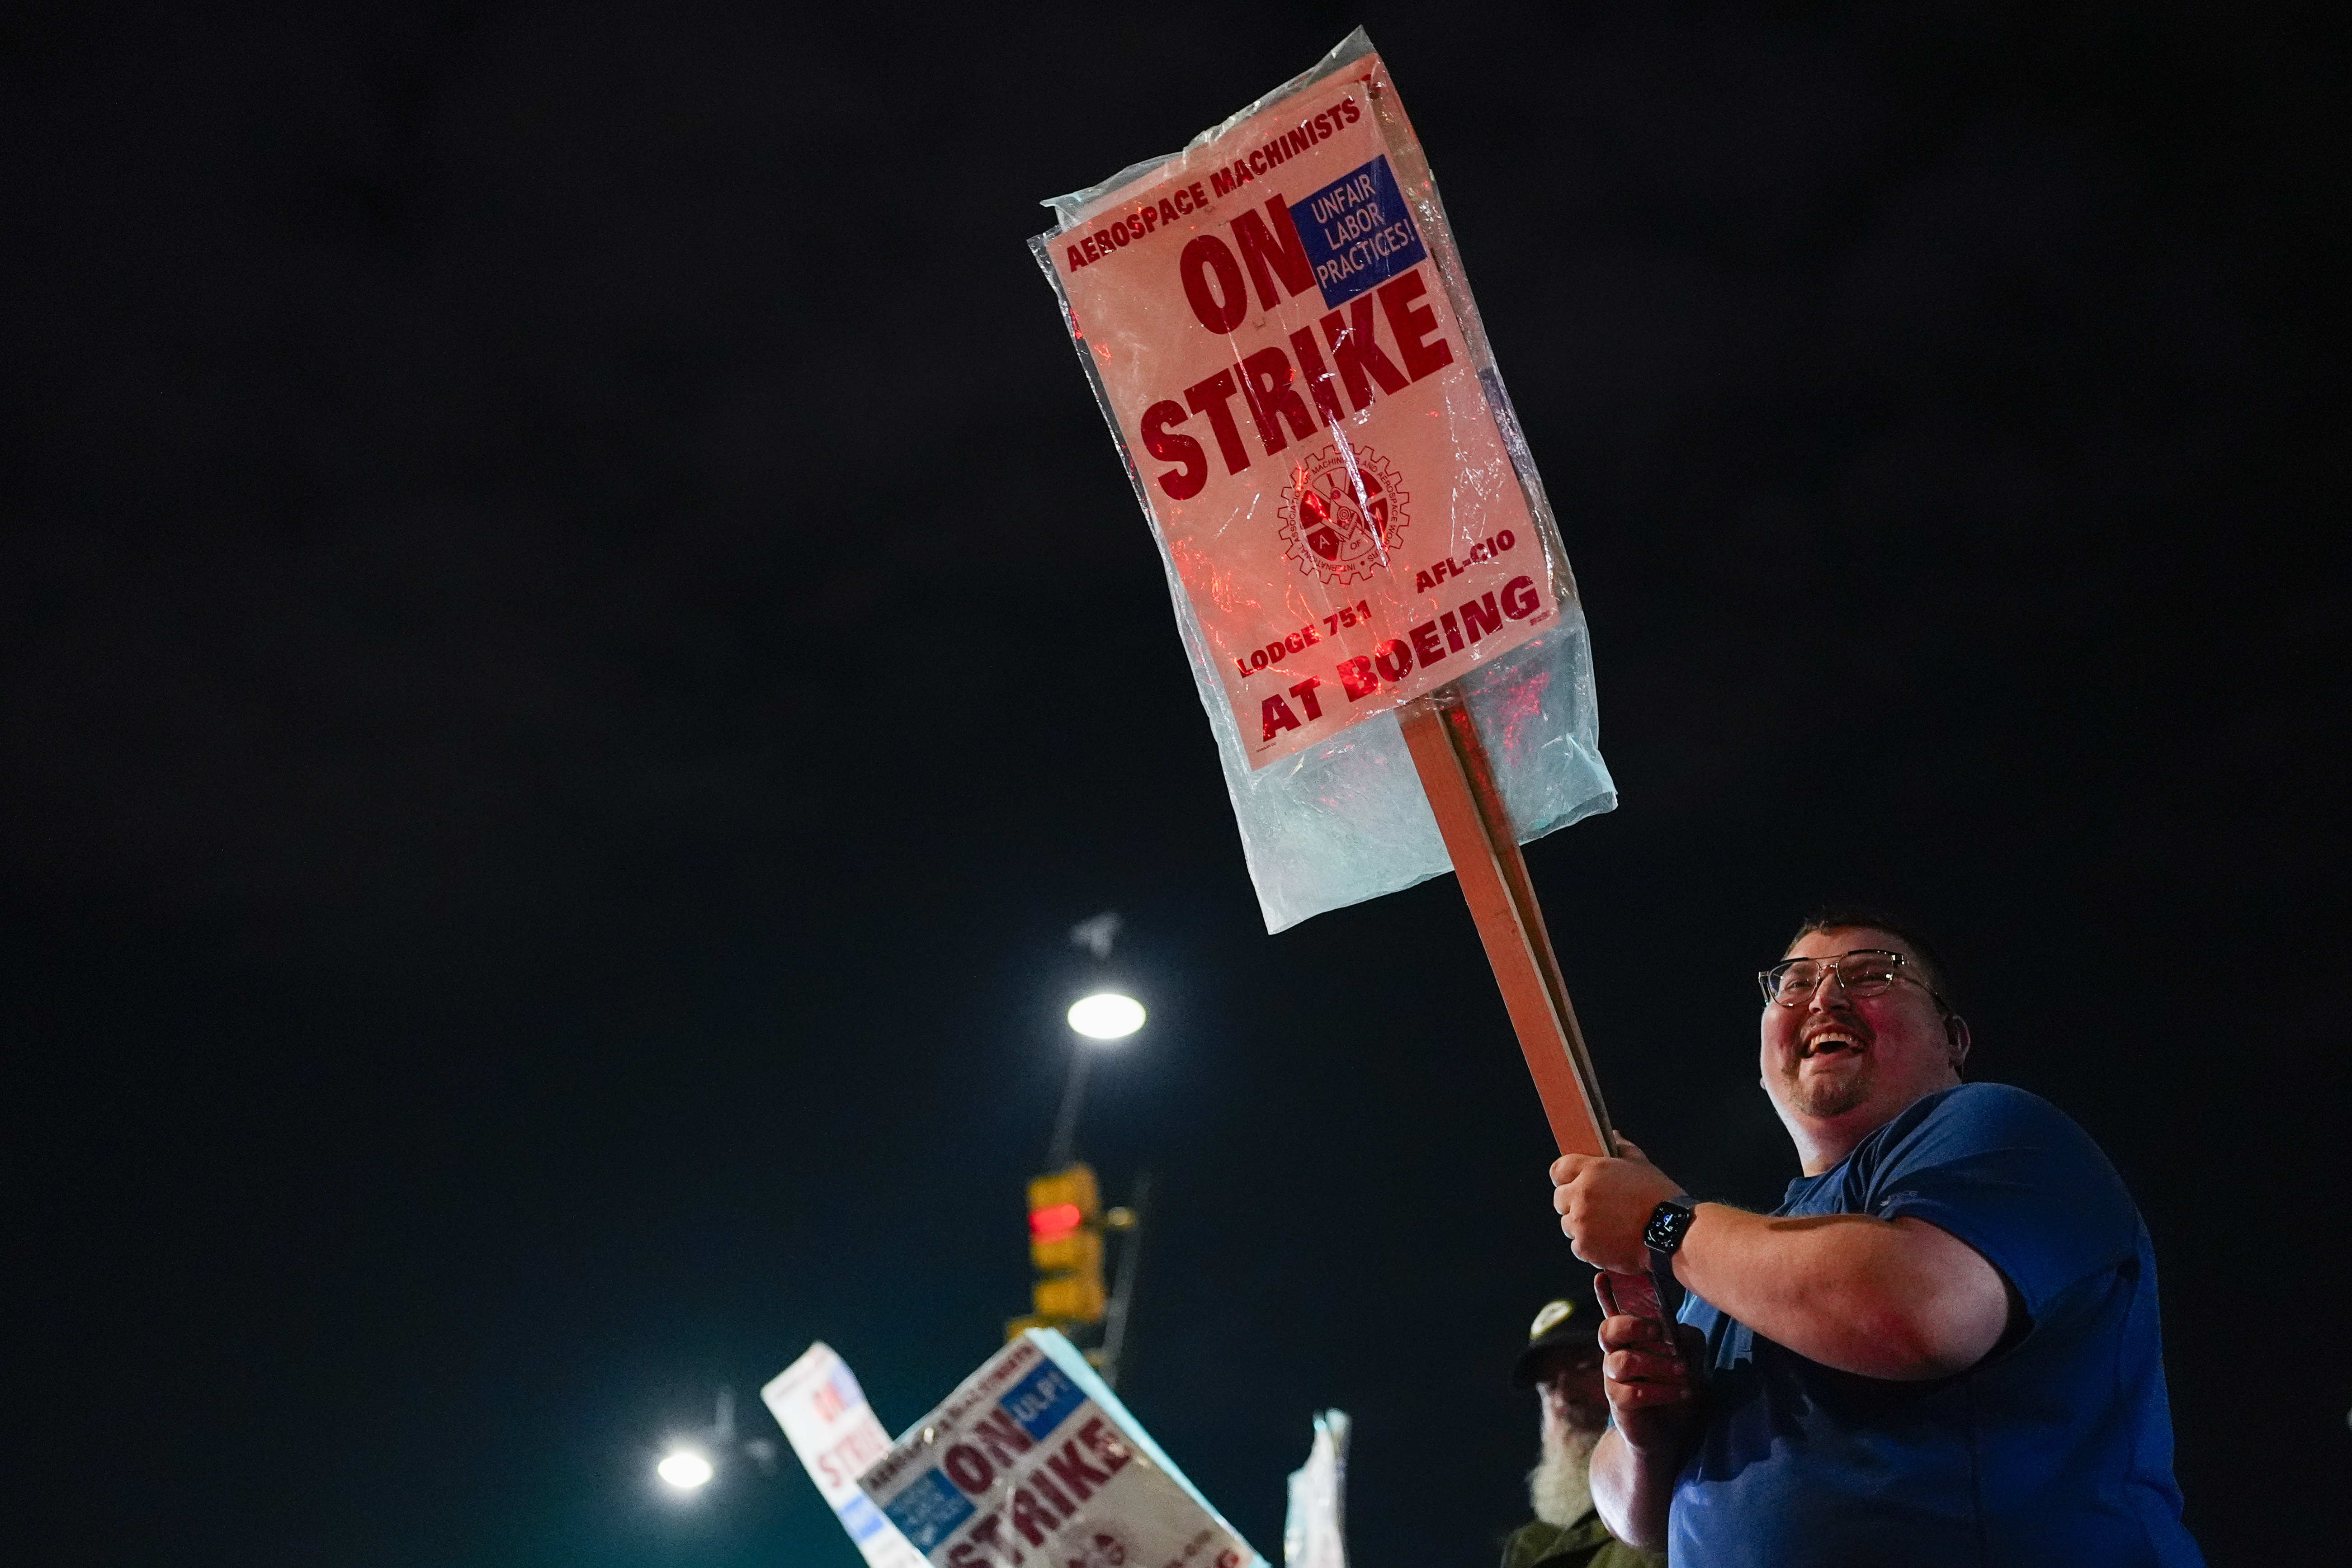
xmin=1009 ymin=1162 xmax=1106 ymax=1337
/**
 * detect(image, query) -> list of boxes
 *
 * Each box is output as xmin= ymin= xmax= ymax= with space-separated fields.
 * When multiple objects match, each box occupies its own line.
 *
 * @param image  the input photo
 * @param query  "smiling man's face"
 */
xmin=1761 ymin=925 xmax=1964 ymax=1169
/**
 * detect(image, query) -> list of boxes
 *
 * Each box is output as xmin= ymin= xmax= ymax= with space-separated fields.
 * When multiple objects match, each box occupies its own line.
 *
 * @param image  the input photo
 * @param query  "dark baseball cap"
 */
xmin=1511 ymin=1288 xmax=1602 ymax=1387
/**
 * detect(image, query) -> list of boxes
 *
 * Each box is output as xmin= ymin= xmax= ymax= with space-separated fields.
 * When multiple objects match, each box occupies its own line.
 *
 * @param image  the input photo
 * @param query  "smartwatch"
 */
xmin=1643 ymin=1194 xmax=1700 ymax=1258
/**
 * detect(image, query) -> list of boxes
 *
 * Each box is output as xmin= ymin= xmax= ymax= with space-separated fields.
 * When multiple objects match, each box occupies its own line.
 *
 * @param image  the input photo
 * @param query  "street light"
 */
xmin=1048 ymin=989 xmax=1143 ymax=1170
xmin=650 ymin=1386 xmax=774 ymax=1497
xmin=1050 ymin=916 xmax=1147 ymax=1167
xmin=656 ymin=1449 xmax=714 ymax=1490
xmin=1068 ymin=992 xmax=1146 ymax=1040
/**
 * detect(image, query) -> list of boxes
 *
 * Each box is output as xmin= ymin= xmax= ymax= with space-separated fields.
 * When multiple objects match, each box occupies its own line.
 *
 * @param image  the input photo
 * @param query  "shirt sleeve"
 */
xmin=1858 ymin=1084 xmax=2142 ymax=1320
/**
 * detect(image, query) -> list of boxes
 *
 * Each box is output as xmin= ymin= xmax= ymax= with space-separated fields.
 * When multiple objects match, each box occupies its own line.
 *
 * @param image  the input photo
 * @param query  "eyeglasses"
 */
xmin=1757 ymin=949 xmax=1947 ymax=1010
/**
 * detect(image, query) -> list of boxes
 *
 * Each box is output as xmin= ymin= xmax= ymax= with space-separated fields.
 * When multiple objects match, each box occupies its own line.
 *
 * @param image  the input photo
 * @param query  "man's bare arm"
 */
xmin=1588 ymin=1312 xmax=1701 ymax=1550
xmin=1673 ymin=1206 xmax=2012 ymax=1380
xmin=1551 ymin=1146 xmax=2015 ymax=1382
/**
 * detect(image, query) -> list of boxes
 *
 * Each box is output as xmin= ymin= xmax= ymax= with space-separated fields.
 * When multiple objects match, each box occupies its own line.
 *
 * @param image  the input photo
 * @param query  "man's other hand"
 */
xmin=1550 ymin=1138 xmax=1682 ymax=1272
xmin=1599 ymin=1308 xmax=1704 ymax=1451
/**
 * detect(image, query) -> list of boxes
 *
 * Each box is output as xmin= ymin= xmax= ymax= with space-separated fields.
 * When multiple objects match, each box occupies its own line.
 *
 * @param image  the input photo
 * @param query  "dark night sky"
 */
xmin=6 ymin=3 xmax=2346 ymax=1564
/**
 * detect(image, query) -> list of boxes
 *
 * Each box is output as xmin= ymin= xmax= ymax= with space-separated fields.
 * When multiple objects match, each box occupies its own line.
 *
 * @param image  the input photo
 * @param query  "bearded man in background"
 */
xmin=1502 ymin=1293 xmax=1661 ymax=1568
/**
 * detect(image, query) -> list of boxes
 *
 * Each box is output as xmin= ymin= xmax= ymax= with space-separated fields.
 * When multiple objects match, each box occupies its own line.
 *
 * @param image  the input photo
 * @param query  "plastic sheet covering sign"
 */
xmin=1282 ymin=1409 xmax=1350 ymax=1568
xmin=763 ymin=1342 xmax=924 ymax=1568
xmin=1034 ymin=29 xmax=1614 ymax=932
xmin=858 ymin=1328 xmax=1265 ymax=1568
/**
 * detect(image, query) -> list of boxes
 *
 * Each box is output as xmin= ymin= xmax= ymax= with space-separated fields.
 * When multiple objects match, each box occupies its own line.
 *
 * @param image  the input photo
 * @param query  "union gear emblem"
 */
xmin=1278 ymin=443 xmax=1409 ymax=586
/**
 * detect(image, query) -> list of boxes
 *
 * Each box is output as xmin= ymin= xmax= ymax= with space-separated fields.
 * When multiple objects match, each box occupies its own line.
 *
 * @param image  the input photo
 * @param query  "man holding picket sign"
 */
xmin=1551 ymin=911 xmax=2204 ymax=1565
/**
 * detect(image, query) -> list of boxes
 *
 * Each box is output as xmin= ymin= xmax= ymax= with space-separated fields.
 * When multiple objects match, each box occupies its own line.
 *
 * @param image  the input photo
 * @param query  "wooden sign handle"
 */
xmin=1398 ymin=689 xmax=1618 ymax=1158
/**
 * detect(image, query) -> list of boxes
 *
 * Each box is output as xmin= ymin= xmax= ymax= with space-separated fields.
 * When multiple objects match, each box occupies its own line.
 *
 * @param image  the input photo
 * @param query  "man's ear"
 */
xmin=1944 ymin=1013 xmax=1973 ymax=1070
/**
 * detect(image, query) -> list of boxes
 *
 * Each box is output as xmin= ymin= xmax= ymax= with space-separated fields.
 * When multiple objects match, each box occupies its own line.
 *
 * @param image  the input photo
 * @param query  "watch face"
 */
xmin=1643 ymin=1202 xmax=1694 ymax=1252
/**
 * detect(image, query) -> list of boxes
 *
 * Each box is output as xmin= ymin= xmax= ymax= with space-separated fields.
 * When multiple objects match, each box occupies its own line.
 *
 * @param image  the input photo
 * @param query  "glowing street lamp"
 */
xmin=1067 ymin=992 xmax=1145 ymax=1040
xmin=1052 ymin=919 xmax=1147 ymax=1167
xmin=656 ymin=1448 xmax=714 ymax=1491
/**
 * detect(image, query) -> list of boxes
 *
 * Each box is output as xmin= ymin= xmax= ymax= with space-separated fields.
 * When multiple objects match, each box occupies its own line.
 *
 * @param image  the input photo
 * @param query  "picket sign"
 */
xmin=1034 ymin=29 xmax=1622 ymax=1158
xmin=858 ymin=1328 xmax=1265 ymax=1568
xmin=763 ymin=1343 xmax=926 ymax=1568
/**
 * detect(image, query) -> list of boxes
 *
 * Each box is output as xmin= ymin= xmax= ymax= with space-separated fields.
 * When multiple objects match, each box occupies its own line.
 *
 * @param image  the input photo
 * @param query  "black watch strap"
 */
xmin=1643 ymin=1195 xmax=1700 ymax=1366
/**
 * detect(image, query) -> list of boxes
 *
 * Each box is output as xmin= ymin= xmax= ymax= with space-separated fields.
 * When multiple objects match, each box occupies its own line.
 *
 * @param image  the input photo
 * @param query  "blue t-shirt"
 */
xmin=1670 ymin=1083 xmax=2201 ymax=1568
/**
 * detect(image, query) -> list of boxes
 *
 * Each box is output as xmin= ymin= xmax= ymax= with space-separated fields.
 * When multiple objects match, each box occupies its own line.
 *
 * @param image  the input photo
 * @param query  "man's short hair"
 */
xmin=1790 ymin=904 xmax=1957 ymax=1011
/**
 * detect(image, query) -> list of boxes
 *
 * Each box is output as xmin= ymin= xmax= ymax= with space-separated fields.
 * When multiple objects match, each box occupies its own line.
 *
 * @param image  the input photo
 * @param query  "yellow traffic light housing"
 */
xmin=1013 ymin=1162 xmax=1108 ymax=1336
